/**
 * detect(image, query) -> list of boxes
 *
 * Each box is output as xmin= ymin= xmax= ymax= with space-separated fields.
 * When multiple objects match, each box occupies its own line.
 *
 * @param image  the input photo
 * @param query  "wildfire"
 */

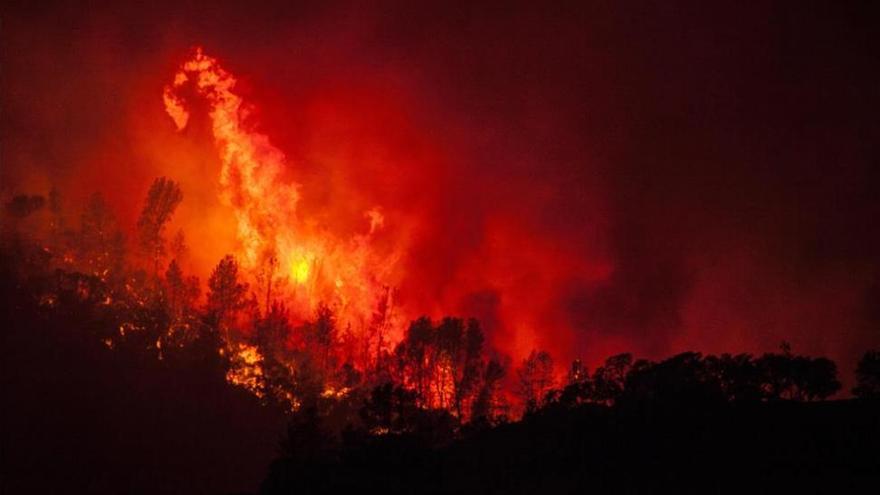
xmin=163 ymin=47 xmax=403 ymax=339
xmin=291 ymin=258 xmax=310 ymax=284
xmin=226 ymin=343 xmax=265 ymax=396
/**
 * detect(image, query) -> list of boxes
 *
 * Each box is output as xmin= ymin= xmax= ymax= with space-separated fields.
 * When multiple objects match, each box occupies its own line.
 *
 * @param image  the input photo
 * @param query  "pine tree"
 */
xmin=137 ymin=177 xmax=183 ymax=274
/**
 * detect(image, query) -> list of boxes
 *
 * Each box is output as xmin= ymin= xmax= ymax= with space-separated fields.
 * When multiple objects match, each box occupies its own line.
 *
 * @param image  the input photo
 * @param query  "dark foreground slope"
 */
xmin=261 ymin=396 xmax=880 ymax=494
xmin=2 ymin=243 xmax=878 ymax=495
xmin=441 ymin=400 xmax=879 ymax=494
xmin=0 ymin=258 xmax=288 ymax=495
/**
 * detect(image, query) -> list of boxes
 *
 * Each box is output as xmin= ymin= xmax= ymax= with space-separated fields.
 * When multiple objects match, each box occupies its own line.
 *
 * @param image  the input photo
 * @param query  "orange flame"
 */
xmin=164 ymin=47 xmax=403 ymax=339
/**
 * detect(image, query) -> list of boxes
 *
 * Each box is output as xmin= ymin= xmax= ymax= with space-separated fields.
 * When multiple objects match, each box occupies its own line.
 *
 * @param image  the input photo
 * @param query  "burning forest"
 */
xmin=3 ymin=2 xmax=880 ymax=494
xmin=3 ymin=46 xmax=523 ymax=425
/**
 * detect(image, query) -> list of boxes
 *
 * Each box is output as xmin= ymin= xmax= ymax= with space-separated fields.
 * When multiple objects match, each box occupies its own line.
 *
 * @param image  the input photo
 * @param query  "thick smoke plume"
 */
xmin=2 ymin=1 xmax=878 ymax=383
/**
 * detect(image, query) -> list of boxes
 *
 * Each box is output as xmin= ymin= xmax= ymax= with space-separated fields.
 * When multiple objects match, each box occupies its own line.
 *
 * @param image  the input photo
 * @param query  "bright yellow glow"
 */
xmin=292 ymin=259 xmax=310 ymax=284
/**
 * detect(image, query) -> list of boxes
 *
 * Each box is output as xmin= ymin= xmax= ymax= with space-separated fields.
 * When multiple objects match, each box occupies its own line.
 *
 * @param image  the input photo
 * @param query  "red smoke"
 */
xmin=2 ymin=1 xmax=878 ymax=385
xmin=150 ymin=46 xmax=616 ymax=369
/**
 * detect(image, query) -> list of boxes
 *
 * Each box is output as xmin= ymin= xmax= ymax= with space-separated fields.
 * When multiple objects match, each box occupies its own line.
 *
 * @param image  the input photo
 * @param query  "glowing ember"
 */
xmin=226 ymin=343 xmax=265 ymax=396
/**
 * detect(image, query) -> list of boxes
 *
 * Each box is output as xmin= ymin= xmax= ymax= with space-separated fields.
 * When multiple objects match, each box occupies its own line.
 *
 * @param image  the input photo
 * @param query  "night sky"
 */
xmin=3 ymin=1 xmax=879 ymax=385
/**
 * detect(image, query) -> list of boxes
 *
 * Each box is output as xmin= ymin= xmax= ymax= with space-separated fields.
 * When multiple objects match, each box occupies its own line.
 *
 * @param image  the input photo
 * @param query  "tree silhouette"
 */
xmin=164 ymin=259 xmax=200 ymax=322
xmin=453 ymin=318 xmax=485 ymax=420
xmin=254 ymin=302 xmax=291 ymax=356
xmin=853 ymin=350 xmax=880 ymax=399
xmin=755 ymin=343 xmax=841 ymax=401
xmin=396 ymin=316 xmax=434 ymax=405
xmin=704 ymin=353 xmax=763 ymax=402
xmin=434 ymin=317 xmax=464 ymax=409
xmin=254 ymin=302 xmax=297 ymax=407
xmin=137 ymin=177 xmax=183 ymax=274
xmin=169 ymin=229 xmax=188 ymax=262
xmin=591 ymin=353 xmax=632 ymax=405
xmin=360 ymin=382 xmax=421 ymax=434
xmin=517 ymin=349 xmax=554 ymax=413
xmin=303 ymin=303 xmax=337 ymax=372
xmin=206 ymin=255 xmax=248 ymax=340
xmin=793 ymin=356 xmax=841 ymax=401
xmin=78 ymin=192 xmax=126 ymax=281
xmin=756 ymin=349 xmax=794 ymax=400
xmin=471 ymin=358 xmax=507 ymax=425
xmin=391 ymin=316 xmax=489 ymax=416
xmin=621 ymin=352 xmax=727 ymax=407
xmin=555 ymin=359 xmax=594 ymax=407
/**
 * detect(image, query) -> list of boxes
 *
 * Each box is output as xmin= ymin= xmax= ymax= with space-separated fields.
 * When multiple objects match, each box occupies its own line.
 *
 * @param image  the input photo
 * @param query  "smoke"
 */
xmin=2 ymin=1 xmax=878 ymax=384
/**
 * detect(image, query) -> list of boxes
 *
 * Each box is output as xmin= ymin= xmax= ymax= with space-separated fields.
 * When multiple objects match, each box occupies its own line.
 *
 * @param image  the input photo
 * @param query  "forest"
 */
xmin=2 ymin=180 xmax=879 ymax=494
xmin=5 ymin=0 xmax=880 ymax=492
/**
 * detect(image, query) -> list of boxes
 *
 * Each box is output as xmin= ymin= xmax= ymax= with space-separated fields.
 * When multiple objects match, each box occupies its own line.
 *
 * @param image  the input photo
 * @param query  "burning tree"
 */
xmin=391 ymin=317 xmax=493 ymax=421
xmin=471 ymin=358 xmax=508 ymax=425
xmin=137 ymin=177 xmax=183 ymax=274
xmin=206 ymin=255 xmax=249 ymax=339
xmin=517 ymin=350 xmax=555 ymax=413
xmin=162 ymin=47 xmax=405 ymax=361
xmin=163 ymin=259 xmax=201 ymax=347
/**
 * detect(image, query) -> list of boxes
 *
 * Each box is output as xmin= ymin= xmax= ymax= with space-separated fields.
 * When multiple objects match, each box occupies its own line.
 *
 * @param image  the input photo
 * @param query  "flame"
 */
xmin=164 ymin=47 xmax=403 ymax=339
xmin=226 ymin=343 xmax=264 ymax=396
xmin=291 ymin=258 xmax=310 ymax=284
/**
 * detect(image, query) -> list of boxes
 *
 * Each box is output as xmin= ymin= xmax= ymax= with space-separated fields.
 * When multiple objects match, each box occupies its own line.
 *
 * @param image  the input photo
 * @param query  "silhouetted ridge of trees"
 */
xmin=541 ymin=346 xmax=842 ymax=414
xmin=1 ymin=183 xmax=863 ymax=419
xmin=3 ymin=184 xmax=880 ymax=494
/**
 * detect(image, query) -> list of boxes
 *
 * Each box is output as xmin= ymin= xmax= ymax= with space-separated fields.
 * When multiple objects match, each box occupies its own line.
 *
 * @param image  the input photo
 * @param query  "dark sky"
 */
xmin=2 ymin=1 xmax=879 ymax=383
